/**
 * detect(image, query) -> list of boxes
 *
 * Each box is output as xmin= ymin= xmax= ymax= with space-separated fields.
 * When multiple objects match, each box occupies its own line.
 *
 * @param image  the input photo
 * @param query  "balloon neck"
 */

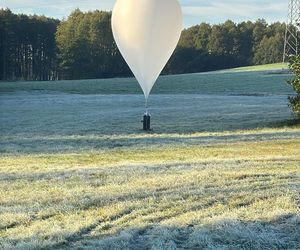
xmin=145 ymin=97 xmax=149 ymax=115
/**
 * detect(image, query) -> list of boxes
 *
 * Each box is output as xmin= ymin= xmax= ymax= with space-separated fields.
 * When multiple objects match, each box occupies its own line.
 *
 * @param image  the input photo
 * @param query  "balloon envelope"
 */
xmin=112 ymin=0 xmax=183 ymax=99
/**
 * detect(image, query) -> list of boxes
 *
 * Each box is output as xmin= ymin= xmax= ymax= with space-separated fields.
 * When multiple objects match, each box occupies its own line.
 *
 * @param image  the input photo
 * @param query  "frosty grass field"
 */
xmin=0 ymin=65 xmax=300 ymax=249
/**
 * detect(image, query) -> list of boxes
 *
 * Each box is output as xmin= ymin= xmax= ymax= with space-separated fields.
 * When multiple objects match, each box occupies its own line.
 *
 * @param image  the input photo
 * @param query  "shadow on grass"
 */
xmin=1 ymin=156 xmax=299 ymax=249
xmin=270 ymin=117 xmax=300 ymax=128
xmin=4 ymin=215 xmax=297 ymax=249
xmin=51 ymin=214 xmax=300 ymax=249
xmin=1 ymin=119 xmax=300 ymax=155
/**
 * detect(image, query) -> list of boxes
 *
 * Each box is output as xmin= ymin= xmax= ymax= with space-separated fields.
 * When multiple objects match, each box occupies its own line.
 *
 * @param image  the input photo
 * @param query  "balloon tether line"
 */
xmin=145 ymin=97 xmax=149 ymax=115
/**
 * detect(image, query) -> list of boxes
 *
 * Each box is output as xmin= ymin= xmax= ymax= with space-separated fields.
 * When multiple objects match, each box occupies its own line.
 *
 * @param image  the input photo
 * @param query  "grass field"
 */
xmin=0 ymin=64 xmax=292 ymax=95
xmin=224 ymin=63 xmax=289 ymax=72
xmin=0 ymin=67 xmax=300 ymax=249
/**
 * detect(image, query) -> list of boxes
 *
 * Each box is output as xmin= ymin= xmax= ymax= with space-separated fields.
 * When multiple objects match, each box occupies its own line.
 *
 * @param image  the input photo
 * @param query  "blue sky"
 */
xmin=1 ymin=0 xmax=287 ymax=27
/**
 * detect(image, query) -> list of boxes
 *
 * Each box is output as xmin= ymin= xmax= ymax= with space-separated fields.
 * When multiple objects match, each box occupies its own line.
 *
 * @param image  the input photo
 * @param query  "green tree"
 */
xmin=0 ymin=9 xmax=289 ymax=80
xmin=253 ymin=34 xmax=284 ymax=65
xmin=288 ymin=56 xmax=300 ymax=116
xmin=236 ymin=21 xmax=254 ymax=64
xmin=178 ymin=25 xmax=200 ymax=48
xmin=56 ymin=10 xmax=129 ymax=79
xmin=0 ymin=8 xmax=59 ymax=81
xmin=208 ymin=25 xmax=226 ymax=55
xmin=194 ymin=23 xmax=211 ymax=51
xmin=252 ymin=19 xmax=267 ymax=48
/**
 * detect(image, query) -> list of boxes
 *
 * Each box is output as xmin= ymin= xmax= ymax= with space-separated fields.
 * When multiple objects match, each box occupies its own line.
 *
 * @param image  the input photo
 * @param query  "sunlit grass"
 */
xmin=0 ymin=68 xmax=298 ymax=249
xmin=225 ymin=63 xmax=289 ymax=72
xmin=0 ymin=64 xmax=291 ymax=95
xmin=0 ymin=128 xmax=299 ymax=249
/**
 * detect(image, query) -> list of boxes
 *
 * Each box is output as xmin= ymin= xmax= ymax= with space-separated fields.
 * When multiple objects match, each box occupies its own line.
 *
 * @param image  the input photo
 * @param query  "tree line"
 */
xmin=0 ymin=9 xmax=59 ymax=81
xmin=168 ymin=20 xmax=285 ymax=74
xmin=0 ymin=8 xmax=286 ymax=81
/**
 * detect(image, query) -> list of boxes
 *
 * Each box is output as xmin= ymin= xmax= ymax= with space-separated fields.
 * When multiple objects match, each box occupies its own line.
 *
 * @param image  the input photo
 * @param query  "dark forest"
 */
xmin=0 ymin=8 xmax=285 ymax=81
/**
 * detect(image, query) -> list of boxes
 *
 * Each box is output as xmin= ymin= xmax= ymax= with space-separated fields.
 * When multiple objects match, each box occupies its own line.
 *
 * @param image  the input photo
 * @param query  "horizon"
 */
xmin=1 ymin=0 xmax=287 ymax=27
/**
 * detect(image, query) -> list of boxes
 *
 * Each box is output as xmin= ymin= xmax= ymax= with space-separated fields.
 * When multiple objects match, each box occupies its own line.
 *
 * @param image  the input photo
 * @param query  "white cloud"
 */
xmin=1 ymin=0 xmax=114 ymax=19
xmin=2 ymin=0 xmax=113 ymax=8
xmin=185 ymin=3 xmax=284 ymax=17
xmin=1 ymin=0 xmax=288 ymax=25
xmin=185 ymin=0 xmax=287 ymax=24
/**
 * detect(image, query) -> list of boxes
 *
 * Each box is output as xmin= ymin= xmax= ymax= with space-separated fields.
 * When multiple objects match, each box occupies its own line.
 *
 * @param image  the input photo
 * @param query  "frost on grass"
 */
xmin=81 ymin=217 xmax=300 ymax=250
xmin=0 ymin=72 xmax=299 ymax=249
xmin=0 ymin=137 xmax=299 ymax=249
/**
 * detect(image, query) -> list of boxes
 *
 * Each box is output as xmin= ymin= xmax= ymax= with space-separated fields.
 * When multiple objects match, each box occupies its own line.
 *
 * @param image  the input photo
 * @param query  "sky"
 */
xmin=1 ymin=0 xmax=288 ymax=27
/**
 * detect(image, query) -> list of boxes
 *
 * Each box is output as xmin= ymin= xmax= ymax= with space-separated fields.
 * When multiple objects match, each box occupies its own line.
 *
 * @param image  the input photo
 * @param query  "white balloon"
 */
xmin=112 ymin=0 xmax=183 ymax=100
